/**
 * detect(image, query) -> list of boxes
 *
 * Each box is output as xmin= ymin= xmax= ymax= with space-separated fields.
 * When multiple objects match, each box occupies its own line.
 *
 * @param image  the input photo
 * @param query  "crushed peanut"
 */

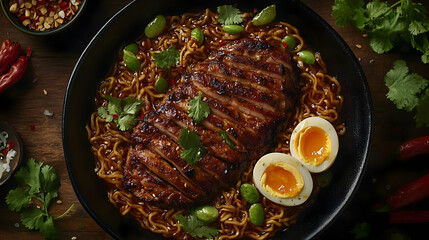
xmin=8 ymin=0 xmax=81 ymax=32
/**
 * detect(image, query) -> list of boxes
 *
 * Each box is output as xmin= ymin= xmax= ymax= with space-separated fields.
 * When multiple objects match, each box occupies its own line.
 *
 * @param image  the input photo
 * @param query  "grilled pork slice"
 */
xmin=124 ymin=38 xmax=298 ymax=207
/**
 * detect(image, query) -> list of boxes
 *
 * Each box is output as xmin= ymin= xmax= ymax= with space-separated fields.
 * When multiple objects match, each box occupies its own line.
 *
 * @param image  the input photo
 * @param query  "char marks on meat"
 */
xmin=123 ymin=38 xmax=299 ymax=207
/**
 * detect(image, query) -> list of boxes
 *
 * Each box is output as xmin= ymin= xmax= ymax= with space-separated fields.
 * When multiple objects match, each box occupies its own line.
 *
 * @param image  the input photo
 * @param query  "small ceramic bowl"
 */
xmin=0 ymin=124 xmax=23 ymax=185
xmin=1 ymin=0 xmax=86 ymax=36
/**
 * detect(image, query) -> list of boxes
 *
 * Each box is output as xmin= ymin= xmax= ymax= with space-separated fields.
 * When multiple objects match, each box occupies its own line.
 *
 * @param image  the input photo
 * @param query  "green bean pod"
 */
xmin=191 ymin=28 xmax=204 ymax=46
xmin=282 ymin=36 xmax=296 ymax=52
xmin=145 ymin=15 xmax=166 ymax=38
xmin=297 ymin=50 xmax=316 ymax=65
xmin=240 ymin=183 xmax=259 ymax=204
xmin=222 ymin=24 xmax=244 ymax=34
xmin=124 ymin=43 xmax=139 ymax=54
xmin=193 ymin=205 xmax=219 ymax=224
xmin=123 ymin=50 xmax=140 ymax=71
xmin=249 ymin=203 xmax=265 ymax=226
xmin=155 ymin=77 xmax=168 ymax=93
xmin=252 ymin=5 xmax=276 ymax=26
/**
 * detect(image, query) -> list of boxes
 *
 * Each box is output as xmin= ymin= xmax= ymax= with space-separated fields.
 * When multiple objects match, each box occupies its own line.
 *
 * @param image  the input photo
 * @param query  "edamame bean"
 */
xmin=297 ymin=50 xmax=316 ymax=65
xmin=145 ymin=15 xmax=166 ymax=38
xmin=222 ymin=24 xmax=244 ymax=34
xmin=155 ymin=77 xmax=168 ymax=93
xmin=252 ymin=5 xmax=276 ymax=26
xmin=191 ymin=28 xmax=204 ymax=46
xmin=249 ymin=203 xmax=264 ymax=226
xmin=240 ymin=183 xmax=259 ymax=204
xmin=123 ymin=50 xmax=140 ymax=71
xmin=124 ymin=43 xmax=139 ymax=54
xmin=282 ymin=36 xmax=296 ymax=52
xmin=193 ymin=205 xmax=219 ymax=224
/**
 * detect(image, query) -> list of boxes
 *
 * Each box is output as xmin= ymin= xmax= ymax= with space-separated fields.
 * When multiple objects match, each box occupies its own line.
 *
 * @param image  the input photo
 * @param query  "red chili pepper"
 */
xmin=282 ymin=42 xmax=288 ymax=49
xmin=138 ymin=111 xmax=145 ymax=121
xmin=1 ymin=149 xmax=8 ymax=156
xmin=0 ymin=47 xmax=31 ymax=94
xmin=390 ymin=210 xmax=429 ymax=224
xmin=386 ymin=173 xmax=429 ymax=210
xmin=219 ymin=39 xmax=226 ymax=47
xmin=113 ymin=114 xmax=119 ymax=120
xmin=7 ymin=140 xmax=14 ymax=151
xmin=30 ymin=124 xmax=36 ymax=131
xmin=168 ymin=78 xmax=176 ymax=86
xmin=0 ymin=40 xmax=21 ymax=75
xmin=399 ymin=135 xmax=429 ymax=160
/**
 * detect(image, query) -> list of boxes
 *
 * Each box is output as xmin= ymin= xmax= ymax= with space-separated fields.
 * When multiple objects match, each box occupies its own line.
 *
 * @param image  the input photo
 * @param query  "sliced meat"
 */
xmin=123 ymin=38 xmax=298 ymax=207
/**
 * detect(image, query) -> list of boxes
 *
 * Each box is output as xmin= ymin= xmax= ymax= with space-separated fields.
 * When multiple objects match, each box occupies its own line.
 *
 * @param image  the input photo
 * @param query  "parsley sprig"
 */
xmin=217 ymin=5 xmax=243 ymax=25
xmin=178 ymin=128 xmax=206 ymax=165
xmin=97 ymin=95 xmax=144 ymax=131
xmin=188 ymin=91 xmax=210 ymax=124
xmin=153 ymin=46 xmax=180 ymax=69
xmin=332 ymin=0 xmax=429 ymax=63
xmin=175 ymin=212 xmax=218 ymax=239
xmin=385 ymin=60 xmax=429 ymax=127
xmin=6 ymin=158 xmax=74 ymax=239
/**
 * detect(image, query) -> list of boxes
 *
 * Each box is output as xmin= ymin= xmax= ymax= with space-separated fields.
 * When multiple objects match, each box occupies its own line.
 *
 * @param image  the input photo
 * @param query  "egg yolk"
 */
xmin=260 ymin=162 xmax=304 ymax=198
xmin=296 ymin=126 xmax=331 ymax=166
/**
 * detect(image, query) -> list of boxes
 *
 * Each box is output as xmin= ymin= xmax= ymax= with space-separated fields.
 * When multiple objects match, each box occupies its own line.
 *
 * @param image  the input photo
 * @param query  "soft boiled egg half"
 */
xmin=290 ymin=117 xmax=339 ymax=173
xmin=253 ymin=153 xmax=313 ymax=206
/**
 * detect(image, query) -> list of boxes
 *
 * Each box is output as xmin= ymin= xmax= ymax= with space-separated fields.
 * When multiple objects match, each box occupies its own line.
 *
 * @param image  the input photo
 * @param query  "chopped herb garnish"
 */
xmin=175 ymin=212 xmax=218 ymax=239
xmin=188 ymin=91 xmax=210 ymax=124
xmin=6 ymin=158 xmax=74 ymax=239
xmin=217 ymin=5 xmax=243 ymax=25
xmin=219 ymin=129 xmax=236 ymax=150
xmin=153 ymin=46 xmax=180 ymax=69
xmin=178 ymin=128 xmax=206 ymax=165
xmin=97 ymin=95 xmax=144 ymax=131
xmin=385 ymin=60 xmax=429 ymax=127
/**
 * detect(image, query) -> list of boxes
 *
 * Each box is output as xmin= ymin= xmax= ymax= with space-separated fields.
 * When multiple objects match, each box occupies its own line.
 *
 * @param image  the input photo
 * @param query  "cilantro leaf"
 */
xmin=14 ymin=158 xmax=42 ymax=195
xmin=175 ymin=213 xmax=218 ymax=239
xmin=415 ymin=89 xmax=429 ymax=127
xmin=40 ymin=165 xmax=60 ymax=194
xmin=40 ymin=216 xmax=59 ymax=239
xmin=332 ymin=0 xmax=367 ymax=29
xmin=219 ymin=130 xmax=236 ymax=150
xmin=366 ymin=0 xmax=389 ymax=20
xmin=6 ymin=188 xmax=31 ymax=211
xmin=153 ymin=46 xmax=180 ymax=69
xmin=385 ymin=60 xmax=428 ymax=111
xmin=217 ymin=5 xmax=243 ymax=25
xmin=188 ymin=91 xmax=210 ymax=124
xmin=98 ymin=95 xmax=144 ymax=131
xmin=21 ymin=208 xmax=45 ymax=230
xmin=179 ymin=128 xmax=206 ymax=165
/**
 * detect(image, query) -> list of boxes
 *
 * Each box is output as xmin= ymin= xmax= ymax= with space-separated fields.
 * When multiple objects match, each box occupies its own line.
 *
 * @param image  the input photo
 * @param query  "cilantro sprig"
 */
xmin=175 ymin=212 xmax=218 ymax=239
xmin=153 ymin=46 xmax=180 ymax=69
xmin=385 ymin=60 xmax=429 ymax=127
xmin=178 ymin=128 xmax=206 ymax=165
xmin=6 ymin=158 xmax=74 ymax=239
xmin=217 ymin=5 xmax=243 ymax=25
xmin=97 ymin=95 xmax=144 ymax=131
xmin=219 ymin=129 xmax=236 ymax=150
xmin=188 ymin=91 xmax=210 ymax=124
xmin=332 ymin=0 xmax=429 ymax=63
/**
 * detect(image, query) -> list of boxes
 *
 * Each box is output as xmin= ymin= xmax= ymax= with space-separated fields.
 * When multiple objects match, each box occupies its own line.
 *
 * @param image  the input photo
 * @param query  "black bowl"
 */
xmin=63 ymin=0 xmax=373 ymax=239
xmin=1 ymin=0 xmax=87 ymax=36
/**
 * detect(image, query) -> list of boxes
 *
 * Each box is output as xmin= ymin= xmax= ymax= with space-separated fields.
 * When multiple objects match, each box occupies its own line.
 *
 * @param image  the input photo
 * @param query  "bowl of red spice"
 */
xmin=1 ymin=0 xmax=86 ymax=36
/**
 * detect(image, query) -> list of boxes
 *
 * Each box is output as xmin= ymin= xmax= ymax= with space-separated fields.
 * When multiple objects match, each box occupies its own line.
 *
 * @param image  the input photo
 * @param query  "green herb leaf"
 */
xmin=153 ymin=46 xmax=180 ymax=69
xmin=6 ymin=188 xmax=31 ymax=211
xmin=21 ymin=207 xmax=45 ymax=230
xmin=6 ymin=158 xmax=74 ymax=239
xmin=385 ymin=60 xmax=428 ymax=111
xmin=98 ymin=95 xmax=144 ymax=131
xmin=179 ymin=128 xmax=206 ymax=165
xmin=188 ymin=91 xmax=210 ymax=124
xmin=175 ymin=213 xmax=218 ymax=239
xmin=217 ymin=5 xmax=243 ymax=25
xmin=332 ymin=0 xmax=366 ymax=29
xmin=219 ymin=130 xmax=236 ymax=150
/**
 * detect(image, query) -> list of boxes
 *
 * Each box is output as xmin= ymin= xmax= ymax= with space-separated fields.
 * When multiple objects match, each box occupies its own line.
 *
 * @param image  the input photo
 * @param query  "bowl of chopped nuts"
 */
xmin=1 ymin=0 xmax=86 ymax=36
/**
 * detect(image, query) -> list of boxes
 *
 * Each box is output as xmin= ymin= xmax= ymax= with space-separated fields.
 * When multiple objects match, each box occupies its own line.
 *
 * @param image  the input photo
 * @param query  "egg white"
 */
xmin=253 ymin=153 xmax=313 ymax=206
xmin=290 ymin=117 xmax=339 ymax=173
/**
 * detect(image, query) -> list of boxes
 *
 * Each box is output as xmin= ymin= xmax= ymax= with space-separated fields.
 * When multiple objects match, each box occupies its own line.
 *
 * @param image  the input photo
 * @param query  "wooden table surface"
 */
xmin=1 ymin=1 xmax=428 ymax=239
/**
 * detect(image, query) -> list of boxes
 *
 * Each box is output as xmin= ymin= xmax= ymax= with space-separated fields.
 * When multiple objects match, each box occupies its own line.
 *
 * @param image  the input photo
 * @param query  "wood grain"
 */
xmin=1 ymin=1 xmax=428 ymax=239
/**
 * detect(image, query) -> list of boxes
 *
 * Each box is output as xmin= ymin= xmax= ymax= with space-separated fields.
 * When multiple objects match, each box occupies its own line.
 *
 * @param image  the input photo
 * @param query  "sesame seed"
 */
xmin=356 ymin=44 xmax=362 ymax=49
xmin=71 ymin=237 xmax=77 ymax=240
xmin=43 ymin=89 xmax=48 ymax=95
xmin=57 ymin=200 xmax=63 ymax=205
xmin=369 ymin=59 xmax=374 ymax=64
xmin=362 ymin=33 xmax=368 ymax=37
